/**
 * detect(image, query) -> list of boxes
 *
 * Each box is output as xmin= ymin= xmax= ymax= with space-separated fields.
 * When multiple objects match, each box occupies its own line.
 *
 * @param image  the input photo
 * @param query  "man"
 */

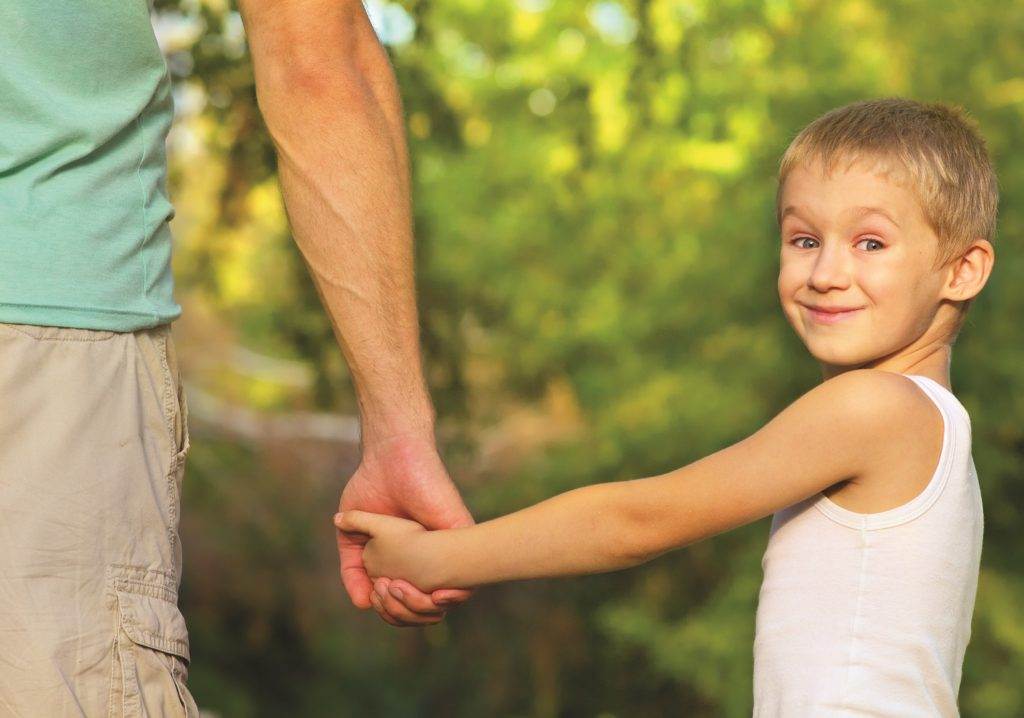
xmin=0 ymin=0 xmax=470 ymax=713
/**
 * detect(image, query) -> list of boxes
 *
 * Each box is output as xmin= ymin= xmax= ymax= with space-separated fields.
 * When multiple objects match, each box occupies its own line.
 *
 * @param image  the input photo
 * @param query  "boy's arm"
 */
xmin=339 ymin=369 xmax=930 ymax=591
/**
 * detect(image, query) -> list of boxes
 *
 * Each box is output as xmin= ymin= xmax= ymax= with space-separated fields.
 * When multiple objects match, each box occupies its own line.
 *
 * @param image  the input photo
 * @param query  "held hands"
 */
xmin=336 ymin=432 xmax=474 ymax=626
xmin=334 ymin=511 xmax=443 ymax=593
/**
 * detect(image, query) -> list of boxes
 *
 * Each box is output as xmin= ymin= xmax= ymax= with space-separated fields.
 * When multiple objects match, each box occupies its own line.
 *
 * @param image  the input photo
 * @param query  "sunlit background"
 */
xmin=152 ymin=0 xmax=1023 ymax=715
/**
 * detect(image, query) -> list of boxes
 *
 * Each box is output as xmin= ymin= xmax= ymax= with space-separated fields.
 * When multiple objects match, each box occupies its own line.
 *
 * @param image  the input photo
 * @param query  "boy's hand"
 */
xmin=335 ymin=510 xmax=447 ymax=602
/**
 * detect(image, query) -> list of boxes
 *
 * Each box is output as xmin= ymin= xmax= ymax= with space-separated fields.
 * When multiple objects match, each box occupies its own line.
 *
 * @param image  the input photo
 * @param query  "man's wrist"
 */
xmin=359 ymin=410 xmax=436 ymax=450
xmin=358 ymin=389 xmax=437 ymax=449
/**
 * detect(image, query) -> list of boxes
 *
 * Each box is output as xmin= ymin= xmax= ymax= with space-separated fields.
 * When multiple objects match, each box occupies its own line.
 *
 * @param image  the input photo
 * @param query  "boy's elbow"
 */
xmin=605 ymin=482 xmax=677 ymax=569
xmin=607 ymin=474 xmax=716 ymax=569
xmin=609 ymin=540 xmax=659 ymax=570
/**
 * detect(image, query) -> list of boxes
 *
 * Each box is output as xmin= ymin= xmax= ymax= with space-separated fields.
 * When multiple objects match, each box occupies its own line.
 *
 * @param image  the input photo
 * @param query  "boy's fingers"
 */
xmin=334 ymin=510 xmax=376 ymax=535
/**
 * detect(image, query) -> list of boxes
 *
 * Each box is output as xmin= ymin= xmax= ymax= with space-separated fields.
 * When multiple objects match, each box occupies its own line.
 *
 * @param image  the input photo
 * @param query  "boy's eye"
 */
xmin=856 ymin=238 xmax=885 ymax=251
xmin=789 ymin=237 xmax=885 ymax=251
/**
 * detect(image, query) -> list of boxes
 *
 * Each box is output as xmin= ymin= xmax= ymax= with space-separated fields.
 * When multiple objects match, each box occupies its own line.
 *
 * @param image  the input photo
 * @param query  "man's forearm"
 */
xmin=242 ymin=1 xmax=434 ymax=443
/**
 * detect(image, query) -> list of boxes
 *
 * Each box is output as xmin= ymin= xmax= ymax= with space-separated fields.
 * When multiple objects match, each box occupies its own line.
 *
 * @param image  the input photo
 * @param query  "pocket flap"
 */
xmin=110 ymin=566 xmax=191 ymax=664
xmin=116 ymin=589 xmax=191 ymax=664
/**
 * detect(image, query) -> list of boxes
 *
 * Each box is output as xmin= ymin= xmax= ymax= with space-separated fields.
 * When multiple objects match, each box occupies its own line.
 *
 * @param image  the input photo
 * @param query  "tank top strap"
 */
xmin=902 ymin=375 xmax=972 ymax=437
xmin=812 ymin=373 xmax=968 ymax=530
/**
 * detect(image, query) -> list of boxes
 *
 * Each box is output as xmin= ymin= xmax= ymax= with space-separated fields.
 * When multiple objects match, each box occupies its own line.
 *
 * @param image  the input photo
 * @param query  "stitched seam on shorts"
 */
xmin=0 ymin=323 xmax=117 ymax=342
xmin=167 ymin=455 xmax=182 ymax=567
xmin=159 ymin=332 xmax=175 ymax=453
xmin=158 ymin=334 xmax=182 ymax=566
xmin=107 ymin=634 xmax=119 ymax=718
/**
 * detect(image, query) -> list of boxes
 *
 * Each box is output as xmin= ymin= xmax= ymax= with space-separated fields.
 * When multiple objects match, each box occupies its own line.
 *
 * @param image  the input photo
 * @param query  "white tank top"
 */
xmin=753 ymin=374 xmax=983 ymax=717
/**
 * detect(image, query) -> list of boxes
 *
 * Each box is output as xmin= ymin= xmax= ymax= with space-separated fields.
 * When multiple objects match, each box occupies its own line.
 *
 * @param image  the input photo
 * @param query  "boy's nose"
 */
xmin=807 ymin=243 xmax=852 ymax=292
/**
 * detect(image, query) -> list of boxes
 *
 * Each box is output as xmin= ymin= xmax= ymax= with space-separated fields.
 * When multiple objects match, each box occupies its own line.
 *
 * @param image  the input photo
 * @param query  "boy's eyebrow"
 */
xmin=780 ymin=205 xmax=902 ymax=229
xmin=850 ymin=205 xmax=902 ymax=229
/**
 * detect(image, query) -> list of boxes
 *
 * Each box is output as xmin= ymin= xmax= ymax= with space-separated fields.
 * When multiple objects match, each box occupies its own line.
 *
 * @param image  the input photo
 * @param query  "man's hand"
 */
xmin=337 ymin=432 xmax=474 ymax=626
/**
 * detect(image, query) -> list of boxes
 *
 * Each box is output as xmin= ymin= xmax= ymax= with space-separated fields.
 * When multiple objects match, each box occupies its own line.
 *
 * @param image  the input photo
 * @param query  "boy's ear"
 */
xmin=943 ymin=239 xmax=995 ymax=303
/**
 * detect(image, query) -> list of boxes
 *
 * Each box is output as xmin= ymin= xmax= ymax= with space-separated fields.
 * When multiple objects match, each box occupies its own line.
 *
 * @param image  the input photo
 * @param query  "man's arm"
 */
xmin=238 ymin=0 xmax=425 ymax=440
xmin=338 ymin=370 xmax=937 ymax=590
xmin=236 ymin=0 xmax=473 ymax=624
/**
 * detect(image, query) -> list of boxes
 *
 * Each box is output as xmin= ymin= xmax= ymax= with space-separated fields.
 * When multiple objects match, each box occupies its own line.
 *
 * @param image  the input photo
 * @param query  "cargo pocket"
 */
xmin=108 ymin=566 xmax=200 ymax=718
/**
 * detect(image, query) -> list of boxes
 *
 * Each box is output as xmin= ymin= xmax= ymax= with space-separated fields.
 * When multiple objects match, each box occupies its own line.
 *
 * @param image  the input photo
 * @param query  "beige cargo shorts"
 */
xmin=0 ymin=321 xmax=200 ymax=717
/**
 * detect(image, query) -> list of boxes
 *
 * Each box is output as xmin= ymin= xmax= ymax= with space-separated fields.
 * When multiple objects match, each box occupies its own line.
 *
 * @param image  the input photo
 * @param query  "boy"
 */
xmin=335 ymin=97 xmax=997 ymax=715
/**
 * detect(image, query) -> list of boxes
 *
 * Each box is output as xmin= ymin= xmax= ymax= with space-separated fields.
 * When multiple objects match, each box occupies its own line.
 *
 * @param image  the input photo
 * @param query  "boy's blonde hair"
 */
xmin=775 ymin=97 xmax=998 ymax=329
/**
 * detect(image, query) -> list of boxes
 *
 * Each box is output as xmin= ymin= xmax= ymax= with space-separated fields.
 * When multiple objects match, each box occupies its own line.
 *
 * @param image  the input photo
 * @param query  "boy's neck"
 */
xmin=821 ymin=344 xmax=953 ymax=391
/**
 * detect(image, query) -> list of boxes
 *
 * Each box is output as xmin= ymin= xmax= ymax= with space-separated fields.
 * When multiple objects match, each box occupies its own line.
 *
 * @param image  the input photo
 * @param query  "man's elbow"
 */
xmin=256 ymin=48 xmax=369 ymax=104
xmin=252 ymin=51 xmax=377 ymax=142
xmin=246 ymin=4 xmax=379 ymax=110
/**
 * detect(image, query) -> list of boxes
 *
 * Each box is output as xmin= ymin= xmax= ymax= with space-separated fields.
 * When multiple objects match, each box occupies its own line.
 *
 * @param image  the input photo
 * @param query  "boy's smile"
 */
xmin=777 ymin=157 xmax=953 ymax=378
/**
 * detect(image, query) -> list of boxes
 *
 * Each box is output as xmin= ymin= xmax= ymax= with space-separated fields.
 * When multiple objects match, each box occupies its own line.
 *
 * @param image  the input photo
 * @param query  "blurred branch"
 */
xmin=184 ymin=380 xmax=360 ymax=443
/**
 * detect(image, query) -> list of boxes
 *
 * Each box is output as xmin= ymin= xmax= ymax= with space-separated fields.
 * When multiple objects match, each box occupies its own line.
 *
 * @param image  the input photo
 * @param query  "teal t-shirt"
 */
xmin=0 ymin=1 xmax=181 ymax=332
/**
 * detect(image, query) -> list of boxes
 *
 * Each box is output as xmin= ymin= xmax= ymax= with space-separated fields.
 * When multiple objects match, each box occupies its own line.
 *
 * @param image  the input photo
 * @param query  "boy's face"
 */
xmin=777 ymin=157 xmax=950 ymax=376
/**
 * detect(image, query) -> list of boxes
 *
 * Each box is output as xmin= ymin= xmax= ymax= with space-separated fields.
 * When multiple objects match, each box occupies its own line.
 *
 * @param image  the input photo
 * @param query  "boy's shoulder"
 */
xmin=823 ymin=367 xmax=928 ymax=398
xmin=704 ymin=368 xmax=944 ymax=520
xmin=814 ymin=369 xmax=944 ymax=506
xmin=817 ymin=368 xmax=940 ymax=430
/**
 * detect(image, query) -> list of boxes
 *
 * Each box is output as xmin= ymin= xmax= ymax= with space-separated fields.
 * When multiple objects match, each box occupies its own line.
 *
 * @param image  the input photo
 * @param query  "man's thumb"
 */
xmin=411 ymin=485 xmax=476 ymax=531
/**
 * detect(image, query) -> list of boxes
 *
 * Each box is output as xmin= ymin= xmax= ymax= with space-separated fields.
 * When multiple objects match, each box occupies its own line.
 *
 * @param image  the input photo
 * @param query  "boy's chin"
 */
xmin=804 ymin=341 xmax=878 ymax=373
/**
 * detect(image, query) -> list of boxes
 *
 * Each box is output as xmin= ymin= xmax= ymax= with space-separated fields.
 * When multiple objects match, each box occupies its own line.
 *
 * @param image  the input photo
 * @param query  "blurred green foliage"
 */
xmin=158 ymin=0 xmax=1024 ymax=715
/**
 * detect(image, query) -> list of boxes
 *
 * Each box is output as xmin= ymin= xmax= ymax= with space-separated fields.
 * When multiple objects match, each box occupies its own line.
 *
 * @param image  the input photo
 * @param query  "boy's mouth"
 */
xmin=800 ymin=303 xmax=864 ymax=325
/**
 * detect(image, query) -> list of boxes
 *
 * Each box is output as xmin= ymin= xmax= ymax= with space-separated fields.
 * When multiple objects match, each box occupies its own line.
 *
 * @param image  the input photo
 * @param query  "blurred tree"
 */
xmin=156 ymin=0 xmax=1024 ymax=715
